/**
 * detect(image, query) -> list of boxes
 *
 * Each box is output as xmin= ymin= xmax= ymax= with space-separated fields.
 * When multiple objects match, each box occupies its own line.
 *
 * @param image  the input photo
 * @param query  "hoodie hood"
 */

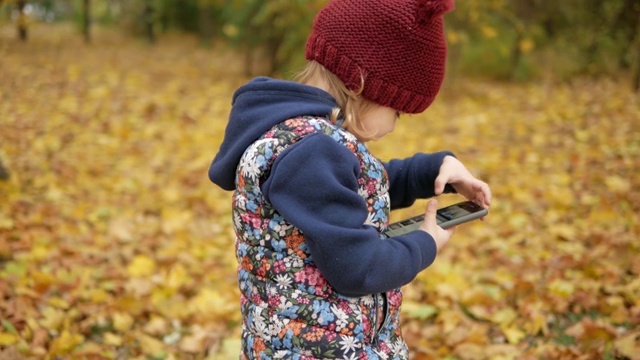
xmin=209 ymin=77 xmax=338 ymax=190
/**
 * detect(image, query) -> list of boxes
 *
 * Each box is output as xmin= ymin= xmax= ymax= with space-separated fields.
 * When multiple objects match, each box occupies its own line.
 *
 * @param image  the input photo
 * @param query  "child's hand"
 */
xmin=419 ymin=199 xmax=454 ymax=251
xmin=434 ymin=155 xmax=492 ymax=208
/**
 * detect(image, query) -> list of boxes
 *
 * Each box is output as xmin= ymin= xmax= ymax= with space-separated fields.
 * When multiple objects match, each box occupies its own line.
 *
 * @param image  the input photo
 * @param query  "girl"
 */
xmin=208 ymin=0 xmax=491 ymax=358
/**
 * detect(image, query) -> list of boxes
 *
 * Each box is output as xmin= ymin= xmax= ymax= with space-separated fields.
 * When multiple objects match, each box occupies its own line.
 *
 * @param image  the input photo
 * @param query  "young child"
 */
xmin=208 ymin=0 xmax=491 ymax=358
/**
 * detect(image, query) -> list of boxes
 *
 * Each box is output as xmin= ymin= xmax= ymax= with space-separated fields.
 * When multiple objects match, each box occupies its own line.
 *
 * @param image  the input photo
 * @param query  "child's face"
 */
xmin=360 ymin=105 xmax=399 ymax=141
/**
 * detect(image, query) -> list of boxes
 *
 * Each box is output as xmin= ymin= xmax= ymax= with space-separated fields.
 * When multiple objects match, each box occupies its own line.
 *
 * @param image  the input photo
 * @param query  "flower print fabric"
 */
xmin=234 ymin=117 xmax=409 ymax=359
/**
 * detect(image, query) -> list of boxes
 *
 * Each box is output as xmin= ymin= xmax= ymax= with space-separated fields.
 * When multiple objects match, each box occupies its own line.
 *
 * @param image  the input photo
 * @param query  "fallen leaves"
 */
xmin=1 ymin=24 xmax=639 ymax=358
xmin=387 ymin=77 xmax=639 ymax=358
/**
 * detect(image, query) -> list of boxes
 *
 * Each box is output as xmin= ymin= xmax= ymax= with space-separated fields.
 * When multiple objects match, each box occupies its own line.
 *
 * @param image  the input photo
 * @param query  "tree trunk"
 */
xmin=244 ymin=50 xmax=253 ymax=77
xmin=82 ymin=0 xmax=91 ymax=43
xmin=611 ymin=0 xmax=640 ymax=69
xmin=264 ymin=14 xmax=286 ymax=76
xmin=241 ymin=3 xmax=262 ymax=76
xmin=144 ymin=0 xmax=155 ymax=44
xmin=509 ymin=30 xmax=523 ymax=81
xmin=634 ymin=35 xmax=640 ymax=92
xmin=266 ymin=35 xmax=285 ymax=77
xmin=0 ymin=158 xmax=9 ymax=181
xmin=198 ymin=4 xmax=214 ymax=45
xmin=16 ymin=0 xmax=27 ymax=41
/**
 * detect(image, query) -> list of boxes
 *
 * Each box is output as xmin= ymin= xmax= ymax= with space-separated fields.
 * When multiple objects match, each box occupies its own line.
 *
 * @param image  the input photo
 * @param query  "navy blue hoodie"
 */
xmin=209 ymin=77 xmax=454 ymax=296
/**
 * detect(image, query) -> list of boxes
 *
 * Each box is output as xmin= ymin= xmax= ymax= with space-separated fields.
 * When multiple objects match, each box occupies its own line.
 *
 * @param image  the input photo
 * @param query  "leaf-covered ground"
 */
xmin=1 ymin=24 xmax=639 ymax=359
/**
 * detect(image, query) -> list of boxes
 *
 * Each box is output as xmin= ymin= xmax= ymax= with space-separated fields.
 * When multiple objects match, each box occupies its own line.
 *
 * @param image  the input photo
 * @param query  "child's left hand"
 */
xmin=434 ymin=155 xmax=492 ymax=208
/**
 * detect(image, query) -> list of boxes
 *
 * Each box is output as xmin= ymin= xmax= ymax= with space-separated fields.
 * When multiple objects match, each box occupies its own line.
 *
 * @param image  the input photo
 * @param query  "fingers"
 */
xmin=421 ymin=199 xmax=455 ymax=252
xmin=474 ymin=180 xmax=492 ymax=207
xmin=435 ymin=156 xmax=492 ymax=207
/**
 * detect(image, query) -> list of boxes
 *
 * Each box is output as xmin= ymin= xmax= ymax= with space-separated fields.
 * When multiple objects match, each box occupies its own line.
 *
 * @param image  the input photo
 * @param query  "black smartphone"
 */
xmin=383 ymin=201 xmax=488 ymax=237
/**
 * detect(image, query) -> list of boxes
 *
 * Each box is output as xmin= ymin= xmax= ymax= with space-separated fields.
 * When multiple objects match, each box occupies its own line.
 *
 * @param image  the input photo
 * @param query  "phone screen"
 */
xmin=438 ymin=201 xmax=482 ymax=220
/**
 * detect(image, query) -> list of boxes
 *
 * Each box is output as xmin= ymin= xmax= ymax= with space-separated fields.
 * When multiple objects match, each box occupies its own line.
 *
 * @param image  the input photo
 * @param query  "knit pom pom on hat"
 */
xmin=416 ymin=0 xmax=455 ymax=24
xmin=305 ymin=0 xmax=455 ymax=114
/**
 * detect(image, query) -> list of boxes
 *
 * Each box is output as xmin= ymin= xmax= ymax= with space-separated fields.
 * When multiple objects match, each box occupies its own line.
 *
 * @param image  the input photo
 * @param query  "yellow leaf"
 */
xmin=0 ymin=332 xmax=19 ymax=346
xmin=103 ymin=332 xmax=123 ymax=346
xmin=549 ymin=279 xmax=575 ymax=298
xmin=49 ymin=330 xmax=84 ymax=356
xmin=439 ymin=309 xmax=464 ymax=333
xmin=579 ymin=192 xmax=599 ymax=206
xmin=112 ymin=312 xmax=134 ymax=332
xmin=549 ymin=224 xmax=576 ymax=240
xmin=501 ymin=325 xmax=526 ymax=344
xmin=39 ymin=307 xmax=65 ymax=331
xmin=0 ymin=215 xmax=14 ymax=230
xmin=447 ymin=30 xmax=461 ymax=45
xmin=127 ymin=255 xmax=156 ymax=277
xmin=72 ymin=341 xmax=105 ymax=356
xmin=115 ymin=295 xmax=145 ymax=314
xmin=165 ymin=264 xmax=191 ymax=291
xmin=125 ymin=278 xmax=154 ymax=298
xmin=109 ymin=217 xmax=135 ymax=242
xmin=47 ymin=297 xmax=70 ymax=310
xmin=466 ymin=305 xmax=491 ymax=321
xmin=519 ymin=38 xmax=535 ymax=53
xmin=524 ymin=312 xmax=548 ymax=335
xmin=485 ymin=344 xmax=519 ymax=358
xmin=188 ymin=288 xmax=234 ymax=319
xmin=454 ymin=342 xmax=485 ymax=358
xmin=136 ymin=332 xmax=166 ymax=356
xmin=605 ymin=176 xmax=630 ymax=193
xmin=179 ymin=327 xmax=210 ymax=353
xmin=32 ymin=271 xmax=57 ymax=287
xmin=151 ymin=290 xmax=190 ymax=319
xmin=574 ymin=130 xmax=590 ymax=142
xmin=223 ymin=24 xmax=239 ymax=38
xmin=45 ymin=186 xmax=64 ymax=201
xmin=31 ymin=245 xmax=50 ymax=261
xmin=490 ymin=307 xmax=517 ymax=326
xmin=218 ymin=337 xmax=242 ymax=359
xmin=143 ymin=316 xmax=169 ymax=336
xmin=507 ymin=213 xmax=529 ymax=229
xmin=161 ymin=186 xmax=182 ymax=203
xmin=161 ymin=208 xmax=193 ymax=234
xmin=481 ymin=26 xmax=497 ymax=38
xmin=88 ymin=288 xmax=111 ymax=303
xmin=15 ymin=286 xmax=39 ymax=298
xmin=548 ymin=186 xmax=574 ymax=208
xmin=614 ymin=331 xmax=640 ymax=359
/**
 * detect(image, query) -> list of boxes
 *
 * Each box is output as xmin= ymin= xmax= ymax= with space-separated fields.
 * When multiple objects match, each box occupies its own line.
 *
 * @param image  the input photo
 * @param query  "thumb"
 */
xmin=424 ymin=199 xmax=439 ymax=226
xmin=434 ymin=175 xmax=447 ymax=196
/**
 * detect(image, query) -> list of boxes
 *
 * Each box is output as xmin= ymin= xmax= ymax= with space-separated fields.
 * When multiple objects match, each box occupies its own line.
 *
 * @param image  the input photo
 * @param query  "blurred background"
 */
xmin=0 ymin=1 xmax=639 ymax=359
xmin=1 ymin=0 xmax=639 ymax=85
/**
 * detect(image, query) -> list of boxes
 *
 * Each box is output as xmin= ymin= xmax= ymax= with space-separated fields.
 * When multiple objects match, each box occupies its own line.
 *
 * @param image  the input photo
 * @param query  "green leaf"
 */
xmin=1 ymin=320 xmax=18 ymax=335
xmin=401 ymin=302 xmax=438 ymax=320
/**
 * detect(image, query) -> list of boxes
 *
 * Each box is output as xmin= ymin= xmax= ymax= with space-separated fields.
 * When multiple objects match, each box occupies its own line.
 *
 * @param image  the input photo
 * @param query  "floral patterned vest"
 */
xmin=233 ymin=117 xmax=408 ymax=359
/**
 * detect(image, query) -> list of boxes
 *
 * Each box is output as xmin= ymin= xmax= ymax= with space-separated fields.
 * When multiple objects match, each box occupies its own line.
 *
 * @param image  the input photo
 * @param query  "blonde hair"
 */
xmin=294 ymin=61 xmax=378 ymax=141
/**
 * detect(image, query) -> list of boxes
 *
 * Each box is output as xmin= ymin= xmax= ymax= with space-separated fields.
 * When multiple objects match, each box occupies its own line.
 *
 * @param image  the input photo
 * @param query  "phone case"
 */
xmin=383 ymin=201 xmax=488 ymax=237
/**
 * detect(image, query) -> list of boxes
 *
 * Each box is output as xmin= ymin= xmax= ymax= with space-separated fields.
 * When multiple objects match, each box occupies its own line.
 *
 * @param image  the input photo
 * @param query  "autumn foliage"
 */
xmin=0 ymin=25 xmax=639 ymax=359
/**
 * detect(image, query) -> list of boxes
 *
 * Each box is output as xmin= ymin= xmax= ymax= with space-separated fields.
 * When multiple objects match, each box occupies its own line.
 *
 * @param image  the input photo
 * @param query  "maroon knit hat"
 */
xmin=305 ymin=0 xmax=454 ymax=114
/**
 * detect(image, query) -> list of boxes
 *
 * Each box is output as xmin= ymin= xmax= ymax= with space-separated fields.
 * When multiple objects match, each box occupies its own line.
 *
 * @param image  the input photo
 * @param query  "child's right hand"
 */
xmin=419 ymin=199 xmax=455 ymax=251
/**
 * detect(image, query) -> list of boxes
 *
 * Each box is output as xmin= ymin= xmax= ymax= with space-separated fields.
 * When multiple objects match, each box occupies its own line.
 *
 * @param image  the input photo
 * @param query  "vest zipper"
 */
xmin=371 ymin=292 xmax=390 ymax=344
xmin=371 ymin=293 xmax=379 ymax=343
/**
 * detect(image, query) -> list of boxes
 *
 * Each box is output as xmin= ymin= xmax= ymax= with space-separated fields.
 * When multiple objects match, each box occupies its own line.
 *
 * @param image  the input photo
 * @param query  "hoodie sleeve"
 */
xmin=262 ymin=133 xmax=438 ymax=297
xmin=383 ymin=152 xmax=457 ymax=210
